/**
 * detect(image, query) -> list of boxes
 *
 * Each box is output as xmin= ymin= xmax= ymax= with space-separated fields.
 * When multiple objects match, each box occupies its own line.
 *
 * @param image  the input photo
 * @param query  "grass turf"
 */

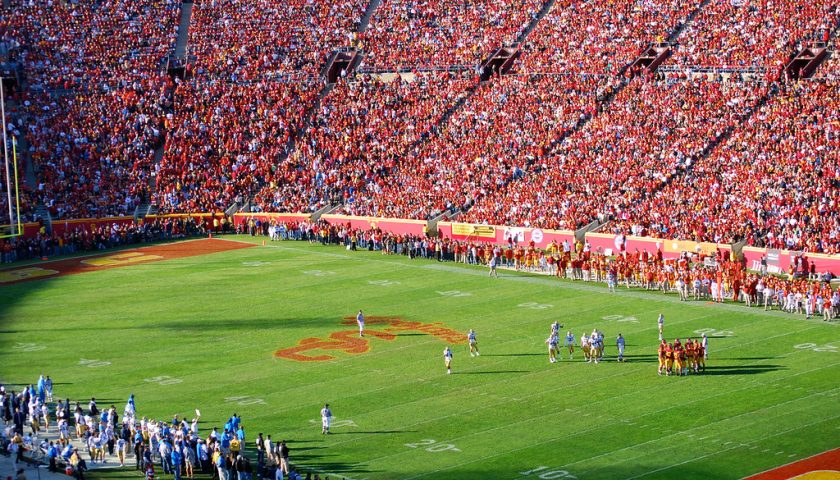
xmin=1 ymin=236 xmax=839 ymax=480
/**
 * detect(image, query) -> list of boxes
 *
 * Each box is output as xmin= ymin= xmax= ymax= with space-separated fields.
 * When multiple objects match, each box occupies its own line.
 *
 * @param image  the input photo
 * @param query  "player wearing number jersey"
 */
xmin=356 ymin=310 xmax=365 ymax=337
xmin=546 ymin=334 xmax=559 ymax=363
xmin=657 ymin=340 xmax=667 ymax=375
xmin=444 ymin=347 xmax=453 ymax=374
xmin=468 ymin=330 xmax=480 ymax=357
xmin=581 ymin=334 xmax=590 ymax=362
xmin=564 ymin=331 xmax=575 ymax=359
xmin=320 ymin=404 xmax=332 ymax=434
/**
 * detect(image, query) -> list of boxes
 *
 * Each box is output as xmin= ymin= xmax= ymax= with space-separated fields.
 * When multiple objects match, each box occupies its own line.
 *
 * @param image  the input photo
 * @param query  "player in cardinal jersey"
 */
xmin=468 ymin=329 xmax=480 ymax=357
xmin=657 ymin=340 xmax=667 ymax=376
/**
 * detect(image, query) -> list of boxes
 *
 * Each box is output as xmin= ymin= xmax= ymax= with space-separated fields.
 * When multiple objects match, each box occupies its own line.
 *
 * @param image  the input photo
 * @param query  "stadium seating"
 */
xmin=611 ymin=80 xmax=840 ymax=255
xmin=20 ymin=77 xmax=174 ymax=219
xmin=155 ymin=78 xmax=320 ymax=213
xmin=1 ymin=0 xmax=179 ymax=89
xmin=362 ymin=0 xmax=543 ymax=71
xmin=1 ymin=0 xmax=838 ymax=258
xmin=669 ymin=0 xmax=837 ymax=73
xmin=517 ymin=0 xmax=697 ymax=74
xmin=254 ymin=72 xmax=475 ymax=214
xmin=463 ymin=77 xmax=766 ymax=230
xmin=187 ymin=0 xmax=367 ymax=80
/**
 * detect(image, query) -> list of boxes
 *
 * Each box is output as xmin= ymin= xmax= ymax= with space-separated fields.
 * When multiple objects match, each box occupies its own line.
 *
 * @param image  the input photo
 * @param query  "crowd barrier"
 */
xmin=320 ymin=214 xmax=428 ymax=236
xmin=437 ymin=221 xmax=575 ymax=249
xmin=232 ymin=212 xmax=311 ymax=226
xmin=584 ymin=232 xmax=732 ymax=260
xmin=9 ymin=213 xmax=840 ymax=275
xmin=741 ymin=246 xmax=840 ymax=276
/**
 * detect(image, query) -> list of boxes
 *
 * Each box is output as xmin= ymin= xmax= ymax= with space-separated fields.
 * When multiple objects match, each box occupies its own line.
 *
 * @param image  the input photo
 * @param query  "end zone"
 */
xmin=0 ymin=238 xmax=254 ymax=285
xmin=745 ymin=448 xmax=840 ymax=480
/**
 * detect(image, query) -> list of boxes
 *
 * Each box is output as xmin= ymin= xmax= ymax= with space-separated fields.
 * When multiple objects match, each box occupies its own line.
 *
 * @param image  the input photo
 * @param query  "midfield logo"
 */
xmin=274 ymin=316 xmax=466 ymax=362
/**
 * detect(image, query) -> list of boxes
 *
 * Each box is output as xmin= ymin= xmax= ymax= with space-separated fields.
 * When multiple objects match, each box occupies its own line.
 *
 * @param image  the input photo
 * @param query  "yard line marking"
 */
xmin=336 ymin=325 xmax=824 ymax=460
xmin=621 ymin=414 xmax=840 ymax=480
xmin=378 ymin=363 xmax=840 ymax=478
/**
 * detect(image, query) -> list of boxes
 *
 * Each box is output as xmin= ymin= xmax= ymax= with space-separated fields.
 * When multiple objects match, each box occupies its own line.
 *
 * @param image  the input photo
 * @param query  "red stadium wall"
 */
xmin=437 ymin=222 xmax=575 ymax=248
xmin=320 ymin=214 xmax=427 ymax=236
xmin=11 ymin=213 xmax=840 ymax=275
xmin=585 ymin=232 xmax=732 ymax=260
xmin=742 ymin=246 xmax=840 ymax=276
xmin=233 ymin=212 xmax=311 ymax=226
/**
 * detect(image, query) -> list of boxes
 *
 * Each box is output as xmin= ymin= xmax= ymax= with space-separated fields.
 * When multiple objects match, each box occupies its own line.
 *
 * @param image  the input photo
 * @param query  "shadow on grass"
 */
xmin=481 ymin=353 xmax=544 ymax=357
xmin=700 ymin=365 xmax=785 ymax=376
xmin=456 ymin=370 xmax=530 ymax=375
xmin=330 ymin=430 xmax=415 ymax=435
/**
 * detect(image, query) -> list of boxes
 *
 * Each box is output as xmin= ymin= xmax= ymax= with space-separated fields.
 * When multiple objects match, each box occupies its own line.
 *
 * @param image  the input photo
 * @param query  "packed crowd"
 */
xmin=18 ymin=75 xmax=175 ymax=220
xmin=188 ymin=0 xmax=366 ymax=80
xmin=362 ymin=0 xmax=542 ymax=70
xmin=669 ymin=1 xmax=838 ymax=73
xmin=611 ymin=79 xmax=839 ymax=254
xmin=254 ymin=72 xmax=475 ymax=215
xmin=0 ymin=0 xmax=838 ymax=261
xmin=1 ymin=0 xmax=179 ymax=89
xmin=462 ymin=76 xmax=766 ymax=231
xmin=1 ymin=380 xmax=316 ymax=480
xmin=155 ymin=78 xmax=320 ymax=213
xmin=0 ymin=216 xmax=210 ymax=263
xmin=517 ymin=0 xmax=698 ymax=74
xmin=346 ymin=73 xmax=616 ymax=220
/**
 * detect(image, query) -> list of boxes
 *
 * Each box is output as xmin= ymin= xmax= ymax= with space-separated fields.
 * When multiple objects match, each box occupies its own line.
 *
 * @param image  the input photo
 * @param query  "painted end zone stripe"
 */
xmin=744 ymin=448 xmax=840 ymax=480
xmin=0 ymin=238 xmax=254 ymax=285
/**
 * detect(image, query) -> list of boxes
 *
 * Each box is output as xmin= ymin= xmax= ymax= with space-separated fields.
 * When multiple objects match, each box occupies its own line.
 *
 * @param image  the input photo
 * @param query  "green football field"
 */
xmin=2 ymin=236 xmax=839 ymax=480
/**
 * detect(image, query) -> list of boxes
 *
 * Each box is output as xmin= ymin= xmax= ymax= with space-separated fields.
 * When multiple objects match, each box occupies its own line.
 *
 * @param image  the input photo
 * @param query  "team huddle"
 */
xmin=657 ymin=335 xmax=707 ymax=376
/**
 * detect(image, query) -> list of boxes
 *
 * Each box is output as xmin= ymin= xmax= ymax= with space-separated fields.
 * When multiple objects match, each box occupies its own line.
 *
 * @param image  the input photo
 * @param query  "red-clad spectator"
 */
xmin=465 ymin=77 xmax=764 ymax=231
xmin=615 ymin=79 xmax=839 ymax=255
xmin=517 ymin=0 xmax=698 ymax=75
xmin=155 ymin=78 xmax=320 ymax=213
xmin=363 ymin=0 xmax=543 ymax=70
xmin=188 ymin=0 xmax=367 ymax=80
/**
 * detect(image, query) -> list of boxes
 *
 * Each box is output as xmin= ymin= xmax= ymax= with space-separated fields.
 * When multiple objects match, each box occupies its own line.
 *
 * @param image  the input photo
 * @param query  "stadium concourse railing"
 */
xmin=12 ymin=213 xmax=840 ymax=276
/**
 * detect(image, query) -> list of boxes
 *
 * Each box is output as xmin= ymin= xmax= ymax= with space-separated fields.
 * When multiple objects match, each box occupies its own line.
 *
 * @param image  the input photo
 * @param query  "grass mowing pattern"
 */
xmin=1 ymin=236 xmax=839 ymax=480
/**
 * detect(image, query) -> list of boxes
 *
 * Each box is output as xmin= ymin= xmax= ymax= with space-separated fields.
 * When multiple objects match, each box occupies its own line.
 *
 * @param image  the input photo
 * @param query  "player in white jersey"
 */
xmin=564 ymin=331 xmax=575 ymax=359
xmin=701 ymin=333 xmax=708 ymax=359
xmin=657 ymin=314 xmax=665 ymax=341
xmin=488 ymin=255 xmax=499 ymax=278
xmin=443 ymin=347 xmax=453 ymax=374
xmin=356 ymin=310 xmax=365 ymax=337
xmin=764 ymin=286 xmax=775 ymax=311
xmin=546 ymin=334 xmax=559 ymax=363
xmin=581 ymin=334 xmax=590 ymax=362
xmin=320 ymin=404 xmax=332 ymax=434
xmin=468 ymin=329 xmax=480 ymax=356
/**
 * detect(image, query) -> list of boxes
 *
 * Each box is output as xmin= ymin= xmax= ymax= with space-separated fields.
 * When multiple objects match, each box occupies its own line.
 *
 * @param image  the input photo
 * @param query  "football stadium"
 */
xmin=0 ymin=1 xmax=839 ymax=479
